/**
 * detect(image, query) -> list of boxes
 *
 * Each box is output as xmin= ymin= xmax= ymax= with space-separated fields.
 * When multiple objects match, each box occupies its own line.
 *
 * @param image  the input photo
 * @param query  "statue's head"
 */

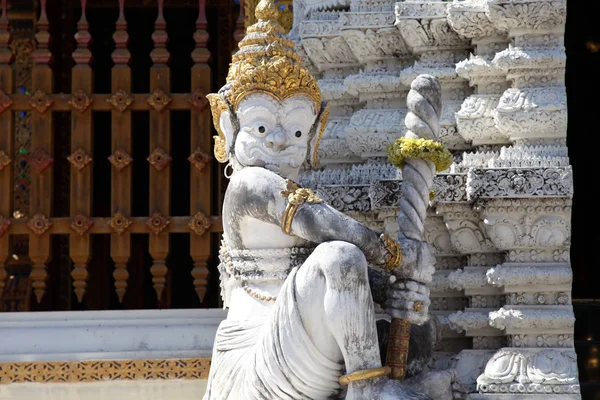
xmin=207 ymin=0 xmax=329 ymax=179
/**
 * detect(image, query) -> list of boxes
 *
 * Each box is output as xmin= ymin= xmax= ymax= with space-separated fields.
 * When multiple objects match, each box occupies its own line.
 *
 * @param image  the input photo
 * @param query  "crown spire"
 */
xmin=255 ymin=0 xmax=280 ymax=22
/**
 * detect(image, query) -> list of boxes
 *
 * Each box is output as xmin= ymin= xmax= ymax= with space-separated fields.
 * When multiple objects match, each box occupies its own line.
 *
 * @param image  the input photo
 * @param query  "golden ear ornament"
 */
xmin=311 ymin=102 xmax=330 ymax=169
xmin=206 ymin=94 xmax=230 ymax=163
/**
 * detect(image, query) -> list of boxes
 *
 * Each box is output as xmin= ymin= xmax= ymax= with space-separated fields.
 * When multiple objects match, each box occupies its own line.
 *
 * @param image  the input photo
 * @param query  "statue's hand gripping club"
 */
xmin=385 ymin=74 xmax=453 ymax=381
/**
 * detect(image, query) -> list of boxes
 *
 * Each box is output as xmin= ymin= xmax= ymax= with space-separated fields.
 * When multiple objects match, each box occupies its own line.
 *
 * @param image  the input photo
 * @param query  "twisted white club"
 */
xmin=398 ymin=75 xmax=442 ymax=242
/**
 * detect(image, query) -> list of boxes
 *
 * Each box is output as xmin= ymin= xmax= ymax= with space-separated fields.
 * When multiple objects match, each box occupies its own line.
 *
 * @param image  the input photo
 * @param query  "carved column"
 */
xmin=447 ymin=0 xmax=510 ymax=147
xmin=487 ymin=0 xmax=568 ymax=166
xmin=395 ymin=0 xmax=473 ymax=151
xmin=470 ymin=198 xmax=579 ymax=398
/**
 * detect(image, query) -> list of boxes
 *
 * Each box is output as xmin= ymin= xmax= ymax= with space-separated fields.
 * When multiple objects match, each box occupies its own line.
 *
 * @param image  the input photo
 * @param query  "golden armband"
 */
xmin=280 ymin=180 xmax=322 ymax=235
xmin=380 ymin=232 xmax=403 ymax=271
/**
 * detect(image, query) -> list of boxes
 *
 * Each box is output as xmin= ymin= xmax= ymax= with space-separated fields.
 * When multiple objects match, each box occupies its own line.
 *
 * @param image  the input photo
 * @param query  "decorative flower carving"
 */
xmin=189 ymin=212 xmax=211 ymax=236
xmin=108 ymin=89 xmax=134 ymax=112
xmin=0 ymin=90 xmax=13 ymax=114
xmin=0 ymin=150 xmax=11 ymax=171
xmin=29 ymin=148 xmax=54 ymax=172
xmin=70 ymin=213 xmax=94 ymax=236
xmin=146 ymin=212 xmax=170 ymax=235
xmin=108 ymin=149 xmax=133 ymax=172
xmin=69 ymin=89 xmax=94 ymax=113
xmin=0 ymin=215 xmax=11 ymax=237
xmin=147 ymin=147 xmax=172 ymax=171
xmin=29 ymin=90 xmax=54 ymax=114
xmin=537 ymin=334 xmax=551 ymax=347
xmin=147 ymin=88 xmax=171 ymax=112
xmin=28 ymin=213 xmax=52 ymax=236
xmin=67 ymin=148 xmax=93 ymax=171
xmin=107 ymin=211 xmax=132 ymax=235
xmin=535 ymin=294 xmax=547 ymax=305
xmin=188 ymin=88 xmax=208 ymax=111
xmin=557 ymin=293 xmax=569 ymax=305
xmin=188 ymin=147 xmax=211 ymax=171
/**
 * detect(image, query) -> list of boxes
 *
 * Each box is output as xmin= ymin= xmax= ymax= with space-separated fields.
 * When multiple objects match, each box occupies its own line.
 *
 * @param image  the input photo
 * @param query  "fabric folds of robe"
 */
xmin=203 ymin=268 xmax=343 ymax=400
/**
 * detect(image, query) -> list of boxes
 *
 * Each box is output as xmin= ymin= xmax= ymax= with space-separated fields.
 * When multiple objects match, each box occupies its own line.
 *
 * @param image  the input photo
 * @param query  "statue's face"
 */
xmin=231 ymin=94 xmax=317 ymax=178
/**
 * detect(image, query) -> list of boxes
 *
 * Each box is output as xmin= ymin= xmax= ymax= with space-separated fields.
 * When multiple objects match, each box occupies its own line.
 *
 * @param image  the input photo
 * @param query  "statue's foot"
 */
xmin=405 ymin=369 xmax=467 ymax=400
xmin=347 ymin=377 xmax=431 ymax=400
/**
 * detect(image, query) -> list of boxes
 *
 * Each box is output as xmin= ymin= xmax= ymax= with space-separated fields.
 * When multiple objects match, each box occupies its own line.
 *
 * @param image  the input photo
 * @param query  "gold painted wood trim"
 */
xmin=0 ymin=358 xmax=211 ymax=384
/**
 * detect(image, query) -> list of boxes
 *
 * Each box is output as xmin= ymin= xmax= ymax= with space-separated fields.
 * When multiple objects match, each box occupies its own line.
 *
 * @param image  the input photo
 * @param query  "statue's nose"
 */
xmin=265 ymin=130 xmax=286 ymax=150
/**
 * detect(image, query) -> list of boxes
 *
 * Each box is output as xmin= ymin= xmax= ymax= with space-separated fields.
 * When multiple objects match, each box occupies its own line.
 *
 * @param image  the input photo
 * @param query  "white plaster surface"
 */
xmin=0 ymin=379 xmax=208 ymax=400
xmin=0 ymin=309 xmax=227 ymax=362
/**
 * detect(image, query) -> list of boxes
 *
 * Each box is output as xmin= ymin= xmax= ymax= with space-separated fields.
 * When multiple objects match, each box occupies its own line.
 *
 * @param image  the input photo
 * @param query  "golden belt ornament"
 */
xmin=280 ymin=180 xmax=322 ymax=235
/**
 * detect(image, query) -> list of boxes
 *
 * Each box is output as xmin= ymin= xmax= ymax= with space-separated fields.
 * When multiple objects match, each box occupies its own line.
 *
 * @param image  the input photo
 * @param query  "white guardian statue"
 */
xmin=203 ymin=1 xmax=458 ymax=399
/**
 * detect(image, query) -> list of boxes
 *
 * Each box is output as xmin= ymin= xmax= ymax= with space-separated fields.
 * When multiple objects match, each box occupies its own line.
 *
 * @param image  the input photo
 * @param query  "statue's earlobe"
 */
xmin=219 ymin=111 xmax=235 ymax=157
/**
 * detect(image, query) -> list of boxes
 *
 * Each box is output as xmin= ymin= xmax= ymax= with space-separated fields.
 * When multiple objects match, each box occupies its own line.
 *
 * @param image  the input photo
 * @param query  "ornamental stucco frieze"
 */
xmin=477 ymin=348 xmax=579 ymax=393
xmin=317 ymin=185 xmax=372 ymax=212
xmin=448 ymin=310 xmax=495 ymax=333
xmin=485 ymin=0 xmax=567 ymax=33
xmin=432 ymin=173 xmax=469 ymax=202
xmin=297 ymin=0 xmax=352 ymax=15
xmin=486 ymin=264 xmax=572 ymax=288
xmin=447 ymin=267 xmax=489 ymax=290
xmin=423 ymin=214 xmax=457 ymax=256
xmin=339 ymin=12 xmax=396 ymax=28
xmin=505 ymin=291 xmax=571 ymax=307
xmin=466 ymin=167 xmax=573 ymax=199
xmin=447 ymin=0 xmax=501 ymax=41
xmin=488 ymin=307 xmax=575 ymax=331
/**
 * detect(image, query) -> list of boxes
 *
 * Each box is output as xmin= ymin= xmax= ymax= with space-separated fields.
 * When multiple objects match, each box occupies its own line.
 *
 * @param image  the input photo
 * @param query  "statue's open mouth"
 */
xmin=246 ymin=147 xmax=303 ymax=169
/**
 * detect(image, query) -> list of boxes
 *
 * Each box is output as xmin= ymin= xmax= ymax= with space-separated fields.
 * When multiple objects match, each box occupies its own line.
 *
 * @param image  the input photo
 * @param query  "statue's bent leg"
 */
xmin=295 ymin=241 xmax=431 ymax=400
xmin=295 ymin=241 xmax=381 ymax=373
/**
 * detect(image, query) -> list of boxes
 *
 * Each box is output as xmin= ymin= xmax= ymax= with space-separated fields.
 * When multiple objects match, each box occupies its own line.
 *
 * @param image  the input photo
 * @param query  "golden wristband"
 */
xmin=380 ymin=233 xmax=403 ymax=271
xmin=339 ymin=366 xmax=392 ymax=386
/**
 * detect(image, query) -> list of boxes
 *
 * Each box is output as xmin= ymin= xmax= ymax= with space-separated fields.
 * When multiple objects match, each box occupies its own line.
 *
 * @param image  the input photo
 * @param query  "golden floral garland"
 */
xmin=387 ymin=137 xmax=453 ymax=172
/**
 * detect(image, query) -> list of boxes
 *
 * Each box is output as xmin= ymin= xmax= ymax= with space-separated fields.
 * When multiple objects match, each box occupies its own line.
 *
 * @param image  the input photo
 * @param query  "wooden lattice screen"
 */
xmin=0 ymin=0 xmax=221 ymax=306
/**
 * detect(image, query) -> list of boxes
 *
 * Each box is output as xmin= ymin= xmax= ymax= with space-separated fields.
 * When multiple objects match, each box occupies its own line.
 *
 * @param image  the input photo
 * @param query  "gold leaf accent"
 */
xmin=147 ymin=147 xmax=172 ymax=171
xmin=0 ymin=215 xmax=11 ymax=237
xmin=29 ymin=148 xmax=54 ymax=172
xmin=188 ymin=212 xmax=211 ymax=236
xmin=188 ymin=147 xmax=211 ymax=171
xmin=27 ymin=213 xmax=52 ymax=236
xmin=0 ymin=358 xmax=211 ymax=383
xmin=108 ymin=148 xmax=132 ymax=172
xmin=188 ymin=88 xmax=209 ymax=111
xmin=0 ymin=90 xmax=13 ymax=114
xmin=107 ymin=212 xmax=132 ymax=235
xmin=146 ymin=212 xmax=170 ymax=236
xmin=67 ymin=148 xmax=93 ymax=171
xmin=69 ymin=89 xmax=94 ymax=113
xmin=0 ymin=150 xmax=11 ymax=171
xmin=70 ymin=213 xmax=94 ymax=236
xmin=29 ymin=90 xmax=54 ymax=114
xmin=147 ymin=88 xmax=172 ymax=112
xmin=108 ymin=89 xmax=134 ymax=112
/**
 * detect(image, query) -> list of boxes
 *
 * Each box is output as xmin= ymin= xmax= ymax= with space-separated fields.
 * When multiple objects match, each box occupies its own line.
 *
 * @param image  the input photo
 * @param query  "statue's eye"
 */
xmin=258 ymin=126 xmax=266 ymax=133
xmin=295 ymin=130 xmax=302 ymax=138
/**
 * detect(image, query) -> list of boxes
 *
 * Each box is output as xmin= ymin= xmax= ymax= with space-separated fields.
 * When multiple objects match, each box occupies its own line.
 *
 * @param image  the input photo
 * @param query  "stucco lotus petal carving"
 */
xmin=28 ymin=213 xmax=52 ymax=236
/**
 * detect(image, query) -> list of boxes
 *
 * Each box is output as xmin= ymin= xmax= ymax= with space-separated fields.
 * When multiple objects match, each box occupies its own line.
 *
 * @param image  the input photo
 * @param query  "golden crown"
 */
xmin=207 ymin=0 xmax=323 ymax=164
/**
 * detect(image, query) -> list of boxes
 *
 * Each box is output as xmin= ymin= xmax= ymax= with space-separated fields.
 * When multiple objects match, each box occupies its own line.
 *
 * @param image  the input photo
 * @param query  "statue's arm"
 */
xmin=229 ymin=167 xmax=386 ymax=265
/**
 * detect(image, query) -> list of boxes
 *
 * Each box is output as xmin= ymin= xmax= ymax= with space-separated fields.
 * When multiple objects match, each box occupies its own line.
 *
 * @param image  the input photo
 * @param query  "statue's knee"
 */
xmin=315 ymin=241 xmax=368 ymax=280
